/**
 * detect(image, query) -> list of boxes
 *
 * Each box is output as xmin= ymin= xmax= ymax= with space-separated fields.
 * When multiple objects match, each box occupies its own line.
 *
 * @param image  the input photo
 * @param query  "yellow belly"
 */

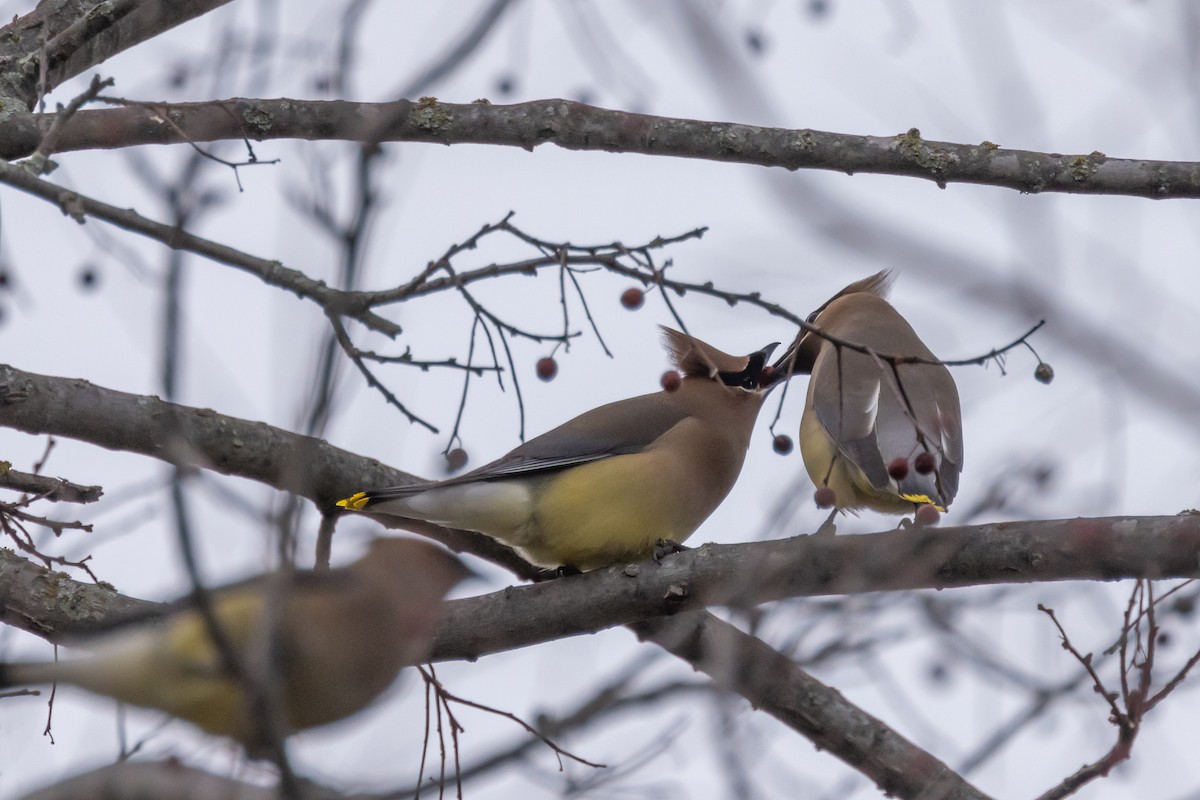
xmin=799 ymin=410 xmax=916 ymax=515
xmin=70 ymin=595 xmax=265 ymax=746
xmin=525 ymin=450 xmax=708 ymax=570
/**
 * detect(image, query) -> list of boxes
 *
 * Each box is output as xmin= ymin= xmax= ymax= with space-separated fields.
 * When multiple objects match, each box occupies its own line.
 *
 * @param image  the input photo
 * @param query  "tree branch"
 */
xmin=0 ymin=1 xmax=233 ymax=111
xmin=19 ymin=759 xmax=345 ymax=800
xmin=0 ymin=98 xmax=1197 ymax=198
xmin=633 ymin=611 xmax=993 ymax=800
xmin=10 ymin=363 xmax=1197 ymax=800
xmin=0 ymin=160 xmax=399 ymax=336
xmin=6 ymin=505 xmax=1200 ymax=656
xmin=0 ymin=463 xmax=102 ymax=504
xmin=5 ymin=361 xmax=1200 ymax=646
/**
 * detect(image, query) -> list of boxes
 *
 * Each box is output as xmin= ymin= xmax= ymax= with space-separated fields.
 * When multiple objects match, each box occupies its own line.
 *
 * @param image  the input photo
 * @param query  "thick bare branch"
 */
xmin=0 ymin=1 xmax=233 ymax=111
xmin=0 ymin=98 xmax=1197 ymax=198
xmin=634 ymin=611 xmax=993 ymax=800
xmin=20 ymin=759 xmax=344 ymax=800
xmin=6 ymin=497 xmax=1200 ymax=661
xmin=0 ymin=548 xmax=156 ymax=639
xmin=0 ymin=361 xmax=529 ymax=572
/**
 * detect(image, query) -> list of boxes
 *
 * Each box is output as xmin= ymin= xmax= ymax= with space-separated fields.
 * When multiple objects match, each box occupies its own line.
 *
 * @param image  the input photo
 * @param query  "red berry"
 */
xmin=914 ymin=452 xmax=936 ymax=475
xmin=914 ymin=504 xmax=941 ymax=527
xmin=887 ymin=457 xmax=909 ymax=481
xmin=620 ymin=287 xmax=645 ymax=310
xmin=445 ymin=448 xmax=468 ymax=472
xmin=772 ymin=434 xmax=793 ymax=455
xmin=660 ymin=371 xmax=681 ymax=392
xmin=536 ymin=357 xmax=557 ymax=381
xmin=814 ymin=486 xmax=836 ymax=509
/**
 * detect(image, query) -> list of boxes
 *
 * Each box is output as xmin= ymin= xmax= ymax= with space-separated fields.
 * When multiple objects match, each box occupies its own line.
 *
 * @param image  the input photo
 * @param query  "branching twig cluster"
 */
xmin=416 ymin=664 xmax=603 ymax=798
xmin=0 ymin=443 xmax=99 ymax=581
xmin=1036 ymin=579 xmax=1200 ymax=800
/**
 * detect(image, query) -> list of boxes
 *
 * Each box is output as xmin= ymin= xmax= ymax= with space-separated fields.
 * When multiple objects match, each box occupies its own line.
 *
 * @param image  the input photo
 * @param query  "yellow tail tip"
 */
xmin=336 ymin=492 xmax=371 ymax=511
xmin=899 ymin=493 xmax=947 ymax=513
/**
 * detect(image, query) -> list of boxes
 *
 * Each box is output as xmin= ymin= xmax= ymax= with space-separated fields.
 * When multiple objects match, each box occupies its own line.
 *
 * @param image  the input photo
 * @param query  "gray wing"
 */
xmin=360 ymin=392 xmax=689 ymax=501
xmin=812 ymin=350 xmax=963 ymax=507
xmin=875 ymin=362 xmax=963 ymax=507
xmin=810 ymin=347 xmax=893 ymax=489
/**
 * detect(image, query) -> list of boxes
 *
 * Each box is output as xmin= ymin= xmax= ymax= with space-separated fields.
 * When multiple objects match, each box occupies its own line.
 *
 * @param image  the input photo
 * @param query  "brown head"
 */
xmin=774 ymin=270 xmax=895 ymax=377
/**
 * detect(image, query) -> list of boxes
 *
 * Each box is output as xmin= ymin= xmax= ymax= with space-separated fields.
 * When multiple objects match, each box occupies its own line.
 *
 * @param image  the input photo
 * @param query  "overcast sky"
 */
xmin=3 ymin=2 xmax=1200 ymax=798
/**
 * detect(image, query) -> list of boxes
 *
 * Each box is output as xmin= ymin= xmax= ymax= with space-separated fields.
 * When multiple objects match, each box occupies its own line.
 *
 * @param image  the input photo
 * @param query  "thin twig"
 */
xmin=26 ymin=74 xmax=114 ymax=175
xmin=418 ymin=665 xmax=606 ymax=771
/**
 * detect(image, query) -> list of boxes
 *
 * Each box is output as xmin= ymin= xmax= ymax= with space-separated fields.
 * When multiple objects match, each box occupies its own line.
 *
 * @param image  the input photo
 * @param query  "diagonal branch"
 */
xmin=633 ymin=611 xmax=993 ymax=800
xmin=0 ymin=159 xmax=398 ymax=335
xmin=0 ymin=1 xmax=233 ymax=110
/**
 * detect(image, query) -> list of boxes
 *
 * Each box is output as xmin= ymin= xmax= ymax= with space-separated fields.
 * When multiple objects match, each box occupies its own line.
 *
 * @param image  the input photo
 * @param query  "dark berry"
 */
xmin=887 ymin=457 xmax=909 ymax=481
xmin=620 ymin=288 xmax=644 ymax=310
xmin=1035 ymin=362 xmax=1054 ymax=384
xmin=772 ymin=434 xmax=793 ymax=455
xmin=814 ymin=486 xmax=836 ymax=509
xmin=445 ymin=448 xmax=468 ymax=472
xmin=536 ymin=357 xmax=557 ymax=381
xmin=660 ymin=371 xmax=681 ymax=392
xmin=914 ymin=452 xmax=936 ymax=475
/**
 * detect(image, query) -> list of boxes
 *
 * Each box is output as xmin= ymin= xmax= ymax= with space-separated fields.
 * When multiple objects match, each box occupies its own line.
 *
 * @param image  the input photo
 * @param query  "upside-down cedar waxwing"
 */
xmin=777 ymin=271 xmax=963 ymax=523
xmin=339 ymin=328 xmax=778 ymax=571
xmin=0 ymin=538 xmax=470 ymax=753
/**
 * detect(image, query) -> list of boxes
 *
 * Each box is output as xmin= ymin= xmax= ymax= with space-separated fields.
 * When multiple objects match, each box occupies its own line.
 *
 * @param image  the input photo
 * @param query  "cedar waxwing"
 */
xmin=0 ymin=538 xmax=470 ymax=754
xmin=778 ymin=271 xmax=963 ymax=521
xmin=339 ymin=328 xmax=778 ymax=571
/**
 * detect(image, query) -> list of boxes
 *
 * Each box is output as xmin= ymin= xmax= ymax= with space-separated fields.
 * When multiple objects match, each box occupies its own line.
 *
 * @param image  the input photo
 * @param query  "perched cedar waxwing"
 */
xmin=0 ymin=538 xmax=470 ymax=754
xmin=339 ymin=328 xmax=778 ymax=571
xmin=777 ymin=271 xmax=963 ymax=523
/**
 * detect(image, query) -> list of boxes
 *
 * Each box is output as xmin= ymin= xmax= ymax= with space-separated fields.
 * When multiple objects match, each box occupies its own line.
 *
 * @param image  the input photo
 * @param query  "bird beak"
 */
xmin=769 ymin=327 xmax=815 ymax=379
xmin=752 ymin=342 xmax=782 ymax=389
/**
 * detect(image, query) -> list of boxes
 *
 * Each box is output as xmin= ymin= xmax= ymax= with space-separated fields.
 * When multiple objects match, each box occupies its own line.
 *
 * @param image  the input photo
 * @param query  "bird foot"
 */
xmin=652 ymin=539 xmax=690 ymax=564
xmin=533 ymin=565 xmax=582 ymax=582
xmin=813 ymin=508 xmax=839 ymax=537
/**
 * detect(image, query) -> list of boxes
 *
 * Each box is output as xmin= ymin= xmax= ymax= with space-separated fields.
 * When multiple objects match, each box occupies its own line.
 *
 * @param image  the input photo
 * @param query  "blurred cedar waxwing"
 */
xmin=0 ymin=538 xmax=470 ymax=754
xmin=339 ymin=327 xmax=778 ymax=571
xmin=777 ymin=271 xmax=963 ymax=523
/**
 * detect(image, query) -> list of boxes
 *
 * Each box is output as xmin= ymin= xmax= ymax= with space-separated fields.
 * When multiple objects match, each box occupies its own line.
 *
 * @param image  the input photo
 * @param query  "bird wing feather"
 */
xmin=362 ymin=393 xmax=689 ymax=501
xmin=810 ymin=348 xmax=893 ymax=487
